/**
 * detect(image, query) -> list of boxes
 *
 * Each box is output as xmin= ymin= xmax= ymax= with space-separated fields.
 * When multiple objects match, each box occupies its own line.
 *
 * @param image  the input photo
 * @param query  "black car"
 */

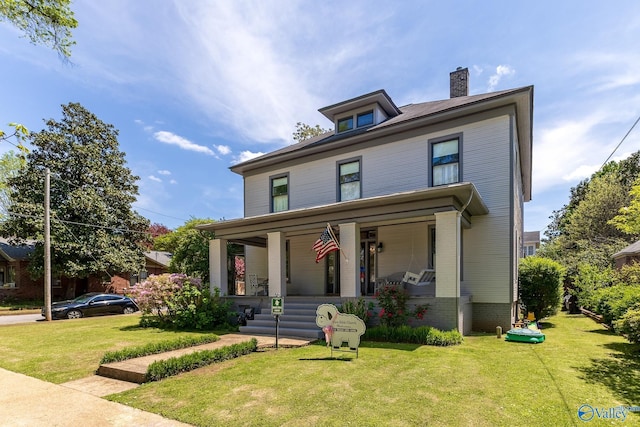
xmin=42 ymin=293 xmax=139 ymax=319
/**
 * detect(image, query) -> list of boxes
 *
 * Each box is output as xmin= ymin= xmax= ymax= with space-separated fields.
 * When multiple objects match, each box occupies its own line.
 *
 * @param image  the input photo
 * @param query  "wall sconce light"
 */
xmin=377 ymin=242 xmax=384 ymax=253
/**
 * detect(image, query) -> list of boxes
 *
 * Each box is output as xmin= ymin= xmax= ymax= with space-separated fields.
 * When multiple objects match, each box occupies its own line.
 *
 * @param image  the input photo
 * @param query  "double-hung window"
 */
xmin=271 ymin=174 xmax=289 ymax=212
xmin=431 ymin=136 xmax=460 ymax=186
xmin=338 ymin=159 xmax=361 ymax=201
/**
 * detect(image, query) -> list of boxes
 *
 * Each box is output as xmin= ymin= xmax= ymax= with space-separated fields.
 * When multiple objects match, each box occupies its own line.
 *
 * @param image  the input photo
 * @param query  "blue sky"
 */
xmin=1 ymin=1 xmax=640 ymax=234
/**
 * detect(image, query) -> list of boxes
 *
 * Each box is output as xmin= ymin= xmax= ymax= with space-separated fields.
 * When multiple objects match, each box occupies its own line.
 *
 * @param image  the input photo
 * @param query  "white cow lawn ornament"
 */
xmin=315 ymin=304 xmax=366 ymax=350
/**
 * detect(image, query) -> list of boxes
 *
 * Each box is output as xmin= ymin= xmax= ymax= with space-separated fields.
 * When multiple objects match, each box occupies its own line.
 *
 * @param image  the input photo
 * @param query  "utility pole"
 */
xmin=44 ymin=168 xmax=51 ymax=321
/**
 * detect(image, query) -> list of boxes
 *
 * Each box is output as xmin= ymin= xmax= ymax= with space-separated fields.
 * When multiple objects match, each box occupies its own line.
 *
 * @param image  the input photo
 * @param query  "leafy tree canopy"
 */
xmin=292 ymin=122 xmax=330 ymax=143
xmin=0 ymin=150 xmax=25 ymax=217
xmin=609 ymin=176 xmax=640 ymax=235
xmin=0 ymin=0 xmax=77 ymax=58
xmin=0 ymin=102 xmax=150 ymax=278
xmin=154 ymin=218 xmax=215 ymax=279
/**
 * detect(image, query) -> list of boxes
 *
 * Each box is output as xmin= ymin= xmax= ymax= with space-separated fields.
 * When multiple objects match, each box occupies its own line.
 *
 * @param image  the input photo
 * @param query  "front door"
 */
xmin=325 ymin=251 xmax=340 ymax=295
xmin=360 ymin=238 xmax=377 ymax=296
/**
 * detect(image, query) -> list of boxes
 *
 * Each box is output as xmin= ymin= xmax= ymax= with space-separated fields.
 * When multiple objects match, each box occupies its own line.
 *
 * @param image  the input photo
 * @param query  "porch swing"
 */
xmin=374 ymin=236 xmax=435 ymax=293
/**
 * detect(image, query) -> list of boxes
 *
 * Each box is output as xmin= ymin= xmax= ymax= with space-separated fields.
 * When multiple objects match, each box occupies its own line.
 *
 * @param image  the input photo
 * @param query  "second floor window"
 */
xmin=271 ymin=175 xmax=288 ymax=212
xmin=432 ymin=137 xmax=459 ymax=186
xmin=339 ymin=159 xmax=361 ymax=201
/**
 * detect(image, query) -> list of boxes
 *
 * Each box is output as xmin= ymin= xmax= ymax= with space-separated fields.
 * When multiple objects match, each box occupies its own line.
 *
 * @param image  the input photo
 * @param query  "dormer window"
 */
xmin=336 ymin=110 xmax=375 ymax=134
xmin=337 ymin=116 xmax=353 ymax=133
xmin=319 ymin=90 xmax=401 ymax=135
xmin=357 ymin=111 xmax=374 ymax=127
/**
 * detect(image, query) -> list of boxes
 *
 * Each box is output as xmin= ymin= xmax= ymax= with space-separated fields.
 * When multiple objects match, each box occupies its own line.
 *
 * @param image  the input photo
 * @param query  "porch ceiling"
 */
xmin=198 ymin=182 xmax=488 ymax=243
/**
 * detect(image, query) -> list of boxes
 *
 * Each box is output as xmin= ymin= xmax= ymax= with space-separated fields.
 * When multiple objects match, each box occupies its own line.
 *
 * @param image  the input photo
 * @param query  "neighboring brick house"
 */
xmin=0 ymin=237 xmax=170 ymax=301
xmin=200 ymin=68 xmax=534 ymax=334
xmin=612 ymin=241 xmax=640 ymax=269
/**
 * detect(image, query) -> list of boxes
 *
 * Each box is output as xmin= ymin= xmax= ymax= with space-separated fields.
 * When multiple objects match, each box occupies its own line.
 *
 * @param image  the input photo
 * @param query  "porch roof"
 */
xmin=198 ymin=182 xmax=488 ymax=246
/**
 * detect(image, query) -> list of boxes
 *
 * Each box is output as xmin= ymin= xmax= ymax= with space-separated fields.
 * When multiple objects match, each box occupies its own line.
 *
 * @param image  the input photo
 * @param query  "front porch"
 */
xmin=201 ymin=183 xmax=487 ymax=334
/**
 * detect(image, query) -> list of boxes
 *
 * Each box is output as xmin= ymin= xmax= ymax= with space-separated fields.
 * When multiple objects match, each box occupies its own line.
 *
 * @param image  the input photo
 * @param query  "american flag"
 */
xmin=313 ymin=225 xmax=340 ymax=263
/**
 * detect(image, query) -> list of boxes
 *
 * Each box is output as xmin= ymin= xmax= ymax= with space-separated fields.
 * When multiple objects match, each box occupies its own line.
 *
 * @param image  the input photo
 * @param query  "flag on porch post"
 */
xmin=313 ymin=224 xmax=340 ymax=263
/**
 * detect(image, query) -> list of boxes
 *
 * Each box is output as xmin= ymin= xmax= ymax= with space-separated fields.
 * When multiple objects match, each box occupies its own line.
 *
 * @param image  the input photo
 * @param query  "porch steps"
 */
xmin=239 ymin=297 xmax=342 ymax=340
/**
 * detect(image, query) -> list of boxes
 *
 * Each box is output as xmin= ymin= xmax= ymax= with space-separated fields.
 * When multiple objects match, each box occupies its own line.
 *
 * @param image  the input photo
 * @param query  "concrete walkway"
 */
xmin=0 ymin=334 xmax=313 ymax=426
xmin=0 ymin=368 xmax=192 ymax=427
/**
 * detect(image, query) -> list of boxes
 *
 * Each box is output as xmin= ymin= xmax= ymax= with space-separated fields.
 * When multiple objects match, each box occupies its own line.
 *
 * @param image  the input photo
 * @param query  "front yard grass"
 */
xmin=0 ymin=313 xmax=222 ymax=383
xmin=108 ymin=313 xmax=640 ymax=427
xmin=1 ymin=312 xmax=639 ymax=426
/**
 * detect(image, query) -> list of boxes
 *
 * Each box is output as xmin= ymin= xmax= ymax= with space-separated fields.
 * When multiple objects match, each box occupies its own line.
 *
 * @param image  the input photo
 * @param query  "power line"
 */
xmin=599 ymin=114 xmax=640 ymax=170
xmin=5 ymin=211 xmax=151 ymax=236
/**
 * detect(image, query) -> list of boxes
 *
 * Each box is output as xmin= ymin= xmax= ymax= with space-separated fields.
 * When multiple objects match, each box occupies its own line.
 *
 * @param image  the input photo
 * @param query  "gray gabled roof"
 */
xmin=0 ymin=238 xmax=34 ymax=262
xmin=230 ymin=86 xmax=534 ymax=202
xmin=612 ymin=240 xmax=640 ymax=259
xmin=145 ymin=251 xmax=172 ymax=268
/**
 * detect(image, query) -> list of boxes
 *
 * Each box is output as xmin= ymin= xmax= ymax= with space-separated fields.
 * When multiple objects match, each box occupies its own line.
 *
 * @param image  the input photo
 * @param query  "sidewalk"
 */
xmin=0 ymin=333 xmax=312 ymax=427
xmin=0 ymin=368 xmax=192 ymax=427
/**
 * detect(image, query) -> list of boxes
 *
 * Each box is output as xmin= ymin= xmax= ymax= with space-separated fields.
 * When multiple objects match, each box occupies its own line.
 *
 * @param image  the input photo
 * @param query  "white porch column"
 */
xmin=267 ymin=231 xmax=286 ymax=296
xmin=338 ymin=222 xmax=360 ymax=298
xmin=435 ymin=211 xmax=462 ymax=330
xmin=435 ymin=211 xmax=461 ymax=298
xmin=209 ymin=239 xmax=227 ymax=296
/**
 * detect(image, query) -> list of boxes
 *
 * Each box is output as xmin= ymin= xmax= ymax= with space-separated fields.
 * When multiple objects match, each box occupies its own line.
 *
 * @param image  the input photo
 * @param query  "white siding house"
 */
xmin=201 ymin=68 xmax=533 ymax=334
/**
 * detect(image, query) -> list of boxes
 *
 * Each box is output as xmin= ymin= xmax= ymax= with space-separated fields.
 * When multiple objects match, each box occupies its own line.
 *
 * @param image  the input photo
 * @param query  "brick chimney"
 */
xmin=450 ymin=67 xmax=469 ymax=98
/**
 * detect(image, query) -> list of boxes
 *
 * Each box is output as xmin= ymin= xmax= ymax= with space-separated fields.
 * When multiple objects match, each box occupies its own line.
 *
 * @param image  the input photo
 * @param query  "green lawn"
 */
xmin=1 ymin=313 xmax=638 ymax=426
xmin=108 ymin=313 xmax=640 ymax=427
xmin=0 ymin=313 xmax=220 ymax=383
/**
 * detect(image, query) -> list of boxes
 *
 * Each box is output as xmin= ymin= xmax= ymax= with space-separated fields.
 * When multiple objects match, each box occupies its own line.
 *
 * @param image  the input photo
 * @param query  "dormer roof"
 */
xmin=318 ymin=89 xmax=401 ymax=122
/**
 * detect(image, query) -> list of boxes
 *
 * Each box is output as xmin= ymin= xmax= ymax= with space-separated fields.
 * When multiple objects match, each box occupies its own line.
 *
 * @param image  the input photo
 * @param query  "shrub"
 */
xmin=614 ymin=262 xmax=640 ymax=287
xmin=145 ymin=339 xmax=257 ymax=382
xmin=100 ymin=334 xmax=219 ymax=364
xmin=518 ymin=257 xmax=565 ymax=320
xmin=364 ymin=325 xmax=462 ymax=346
xmin=571 ymin=263 xmax=614 ymax=310
xmin=592 ymin=285 xmax=640 ymax=326
xmin=339 ymin=298 xmax=375 ymax=325
xmin=375 ymin=284 xmax=429 ymax=327
xmin=130 ymin=273 xmax=233 ymax=330
xmin=614 ymin=305 xmax=640 ymax=344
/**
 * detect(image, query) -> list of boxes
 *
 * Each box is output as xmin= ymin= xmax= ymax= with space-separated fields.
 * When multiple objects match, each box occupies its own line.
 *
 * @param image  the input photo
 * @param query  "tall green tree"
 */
xmin=609 ymin=176 xmax=640 ymax=235
xmin=0 ymin=0 xmax=77 ymax=58
xmin=292 ymin=122 xmax=330 ymax=143
xmin=0 ymin=150 xmax=24 ymax=217
xmin=154 ymin=218 xmax=215 ymax=279
xmin=1 ymin=0 xmax=78 ymax=151
xmin=1 ymin=103 xmax=150 ymax=279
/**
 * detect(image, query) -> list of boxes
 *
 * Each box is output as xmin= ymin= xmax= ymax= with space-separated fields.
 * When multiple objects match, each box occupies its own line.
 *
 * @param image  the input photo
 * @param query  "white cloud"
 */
xmin=487 ymin=65 xmax=515 ymax=91
xmin=153 ymin=131 xmax=215 ymax=156
xmin=148 ymin=175 xmax=162 ymax=183
xmin=169 ymin=179 xmax=177 ymax=185
xmin=157 ymin=170 xmax=171 ymax=175
xmin=234 ymin=150 xmax=265 ymax=164
xmin=214 ymin=145 xmax=231 ymax=155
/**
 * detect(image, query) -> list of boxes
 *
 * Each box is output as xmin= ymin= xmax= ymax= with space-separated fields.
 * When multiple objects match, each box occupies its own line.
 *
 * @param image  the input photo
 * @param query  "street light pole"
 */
xmin=44 ymin=168 xmax=51 ymax=321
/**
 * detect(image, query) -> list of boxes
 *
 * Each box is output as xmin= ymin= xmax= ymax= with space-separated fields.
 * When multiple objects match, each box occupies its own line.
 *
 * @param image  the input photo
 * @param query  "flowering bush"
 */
xmin=129 ymin=273 xmax=233 ymax=330
xmin=375 ymin=284 xmax=428 ymax=327
xmin=340 ymin=298 xmax=375 ymax=325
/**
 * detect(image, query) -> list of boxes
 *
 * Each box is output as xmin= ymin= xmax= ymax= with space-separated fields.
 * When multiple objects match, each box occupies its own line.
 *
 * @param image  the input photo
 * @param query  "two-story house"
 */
xmin=201 ymin=68 xmax=533 ymax=334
